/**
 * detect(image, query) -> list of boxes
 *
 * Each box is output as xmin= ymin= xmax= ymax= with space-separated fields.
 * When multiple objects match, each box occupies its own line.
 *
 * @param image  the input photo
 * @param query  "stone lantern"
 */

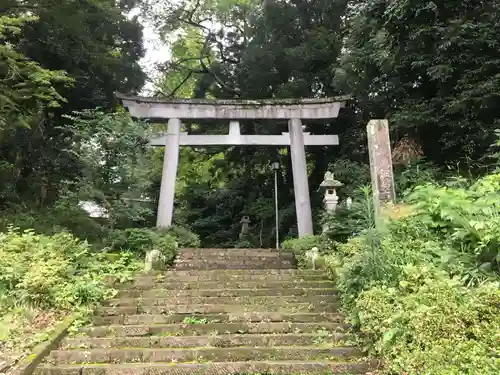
xmin=319 ymin=171 xmax=343 ymax=213
xmin=239 ymin=215 xmax=251 ymax=239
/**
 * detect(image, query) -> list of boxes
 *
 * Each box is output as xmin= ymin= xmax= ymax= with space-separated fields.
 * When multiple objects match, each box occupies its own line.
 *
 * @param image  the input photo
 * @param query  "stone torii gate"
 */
xmin=116 ymin=93 xmax=349 ymax=237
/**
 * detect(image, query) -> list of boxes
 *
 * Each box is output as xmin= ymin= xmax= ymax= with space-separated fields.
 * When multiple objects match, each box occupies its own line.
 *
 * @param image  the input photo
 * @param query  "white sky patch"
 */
xmin=128 ymin=6 xmax=172 ymax=94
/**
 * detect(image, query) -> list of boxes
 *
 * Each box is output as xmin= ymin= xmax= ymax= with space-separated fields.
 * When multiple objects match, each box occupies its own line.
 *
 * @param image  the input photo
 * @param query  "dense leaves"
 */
xmin=0 ymin=0 xmax=145 ymax=208
xmin=337 ymin=0 xmax=500 ymax=165
xmin=0 ymin=15 xmax=71 ymax=131
xmin=320 ymin=172 xmax=500 ymax=374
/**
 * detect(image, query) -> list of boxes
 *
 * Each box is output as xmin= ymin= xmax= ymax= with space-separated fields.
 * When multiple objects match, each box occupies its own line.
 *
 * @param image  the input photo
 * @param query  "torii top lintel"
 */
xmin=115 ymin=93 xmax=350 ymax=120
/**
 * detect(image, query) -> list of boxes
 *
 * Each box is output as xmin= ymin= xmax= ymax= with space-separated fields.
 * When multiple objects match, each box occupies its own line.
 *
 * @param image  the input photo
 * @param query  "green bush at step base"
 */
xmin=0 ymin=227 xmax=140 ymax=310
xmin=282 ymin=235 xmax=327 ymax=269
xmin=106 ymin=225 xmax=200 ymax=266
xmin=0 ymin=227 xmax=141 ymax=364
xmin=106 ymin=228 xmax=176 ymax=266
xmin=159 ymin=224 xmax=201 ymax=248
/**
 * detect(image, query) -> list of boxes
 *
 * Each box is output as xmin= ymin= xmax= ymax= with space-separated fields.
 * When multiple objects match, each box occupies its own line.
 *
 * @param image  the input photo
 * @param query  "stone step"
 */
xmin=175 ymin=256 xmax=295 ymax=262
xmin=103 ymin=295 xmax=338 ymax=307
xmin=97 ymin=302 xmax=339 ymax=315
xmin=176 ymin=251 xmax=295 ymax=258
xmin=178 ymin=248 xmax=289 ymax=255
xmin=174 ymin=262 xmax=295 ymax=270
xmin=137 ymin=268 xmax=327 ymax=277
xmin=129 ymin=280 xmax=334 ymax=291
xmin=35 ymin=361 xmax=373 ymax=375
xmin=93 ymin=312 xmax=345 ymax=326
xmin=175 ymin=257 xmax=295 ymax=264
xmin=61 ymin=333 xmax=351 ymax=349
xmin=81 ymin=322 xmax=347 ymax=337
xmin=174 ymin=259 xmax=295 ymax=264
xmin=117 ymin=287 xmax=338 ymax=299
xmin=47 ymin=346 xmax=362 ymax=364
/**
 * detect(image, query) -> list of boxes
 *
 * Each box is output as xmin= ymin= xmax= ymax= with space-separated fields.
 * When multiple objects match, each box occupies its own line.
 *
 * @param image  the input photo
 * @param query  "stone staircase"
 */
xmin=35 ymin=248 xmax=372 ymax=375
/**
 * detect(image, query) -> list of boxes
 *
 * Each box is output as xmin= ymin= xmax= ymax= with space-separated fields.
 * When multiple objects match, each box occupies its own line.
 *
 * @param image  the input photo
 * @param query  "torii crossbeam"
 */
xmin=116 ymin=93 xmax=349 ymax=237
xmin=149 ymin=121 xmax=339 ymax=146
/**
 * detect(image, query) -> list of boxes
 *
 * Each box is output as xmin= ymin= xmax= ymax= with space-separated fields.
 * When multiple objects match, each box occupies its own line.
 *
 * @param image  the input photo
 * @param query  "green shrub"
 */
xmin=394 ymin=159 xmax=441 ymax=196
xmin=233 ymin=240 xmax=254 ymax=248
xmin=0 ymin=227 xmax=140 ymax=310
xmin=106 ymin=227 xmax=178 ymax=266
xmin=153 ymin=232 xmax=178 ymax=266
xmin=107 ymin=228 xmax=153 ymax=254
xmin=324 ymin=172 xmax=500 ymax=374
xmin=356 ymin=266 xmax=499 ymax=374
xmin=160 ymin=225 xmax=201 ymax=247
xmin=0 ymin=205 xmax=106 ymax=245
xmin=407 ymin=172 xmax=500 ymax=278
xmin=282 ymin=235 xmax=325 ymax=268
xmin=322 ymin=204 xmax=368 ymax=244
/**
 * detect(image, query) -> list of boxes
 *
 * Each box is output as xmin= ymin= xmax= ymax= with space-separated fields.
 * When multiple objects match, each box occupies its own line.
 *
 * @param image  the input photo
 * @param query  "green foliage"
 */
xmin=325 ymin=172 xmax=500 ymax=374
xmin=107 ymin=227 xmax=179 ymax=266
xmin=0 ymin=15 xmax=72 ymax=131
xmin=394 ymin=160 xmax=442 ymax=197
xmin=322 ymin=205 xmax=368 ymax=244
xmin=64 ymin=109 xmax=154 ymax=228
xmin=0 ymin=0 xmax=145 ymax=208
xmin=407 ymin=173 xmax=500 ymax=279
xmin=160 ymin=225 xmax=201 ymax=248
xmin=356 ymin=267 xmax=499 ymax=375
xmin=328 ymin=159 xmax=370 ymax=199
xmin=282 ymin=235 xmax=324 ymax=268
xmin=0 ymin=227 xmax=139 ymax=310
xmin=232 ymin=240 xmax=254 ymax=249
xmin=182 ymin=316 xmax=208 ymax=325
xmin=0 ymin=202 xmax=107 ymax=245
xmin=337 ymin=0 xmax=500 ymax=165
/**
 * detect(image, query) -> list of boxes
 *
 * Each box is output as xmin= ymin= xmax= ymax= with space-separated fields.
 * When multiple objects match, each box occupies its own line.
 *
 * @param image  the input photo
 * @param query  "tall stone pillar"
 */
xmin=288 ymin=118 xmax=314 ymax=237
xmin=157 ymin=118 xmax=181 ymax=228
xmin=367 ymin=119 xmax=396 ymax=217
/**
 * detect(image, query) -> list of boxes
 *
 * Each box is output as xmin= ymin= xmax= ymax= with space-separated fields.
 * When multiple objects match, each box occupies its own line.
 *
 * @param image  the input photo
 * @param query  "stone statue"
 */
xmin=144 ymin=249 xmax=163 ymax=273
xmin=305 ymin=247 xmax=320 ymax=270
xmin=239 ymin=216 xmax=251 ymax=239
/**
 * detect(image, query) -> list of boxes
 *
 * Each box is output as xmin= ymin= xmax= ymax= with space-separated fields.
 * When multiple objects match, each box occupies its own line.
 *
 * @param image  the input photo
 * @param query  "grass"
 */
xmin=182 ymin=316 xmax=209 ymax=325
xmin=0 ymin=306 xmax=66 ymax=371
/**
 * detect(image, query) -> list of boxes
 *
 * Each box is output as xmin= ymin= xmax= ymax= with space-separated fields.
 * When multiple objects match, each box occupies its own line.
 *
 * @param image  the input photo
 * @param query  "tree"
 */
xmin=64 ymin=109 xmax=154 ymax=228
xmin=0 ymin=15 xmax=71 ymax=131
xmin=336 ymin=0 xmax=500 ymax=166
xmin=0 ymin=0 xmax=146 ymax=207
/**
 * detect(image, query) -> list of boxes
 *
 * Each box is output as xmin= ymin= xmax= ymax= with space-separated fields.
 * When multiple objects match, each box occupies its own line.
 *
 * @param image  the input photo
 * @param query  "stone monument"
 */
xmin=305 ymin=246 xmax=320 ymax=270
xmin=367 ymin=119 xmax=396 ymax=218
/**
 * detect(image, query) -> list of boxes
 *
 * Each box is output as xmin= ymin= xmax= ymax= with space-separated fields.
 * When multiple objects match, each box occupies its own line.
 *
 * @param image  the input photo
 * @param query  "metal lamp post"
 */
xmin=271 ymin=162 xmax=280 ymax=249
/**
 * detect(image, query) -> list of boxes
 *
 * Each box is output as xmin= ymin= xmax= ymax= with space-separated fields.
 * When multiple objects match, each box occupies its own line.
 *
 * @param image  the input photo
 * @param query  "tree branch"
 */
xmin=199 ymin=33 xmax=241 ymax=96
xmin=165 ymin=71 xmax=193 ymax=98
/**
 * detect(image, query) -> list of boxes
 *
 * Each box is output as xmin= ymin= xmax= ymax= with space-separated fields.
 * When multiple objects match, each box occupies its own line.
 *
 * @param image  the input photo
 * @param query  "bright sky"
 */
xmin=129 ymin=7 xmax=171 ymax=94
